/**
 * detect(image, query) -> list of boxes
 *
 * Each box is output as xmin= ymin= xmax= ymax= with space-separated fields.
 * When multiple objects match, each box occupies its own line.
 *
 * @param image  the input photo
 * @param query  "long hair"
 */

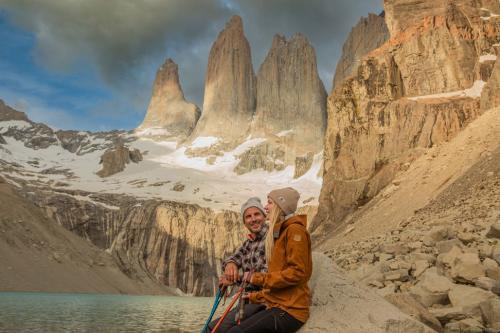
xmin=265 ymin=202 xmax=285 ymax=264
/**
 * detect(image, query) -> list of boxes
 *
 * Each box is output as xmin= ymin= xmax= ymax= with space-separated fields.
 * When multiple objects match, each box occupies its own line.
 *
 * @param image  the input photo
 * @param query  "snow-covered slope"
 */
xmin=0 ymin=116 xmax=322 ymax=211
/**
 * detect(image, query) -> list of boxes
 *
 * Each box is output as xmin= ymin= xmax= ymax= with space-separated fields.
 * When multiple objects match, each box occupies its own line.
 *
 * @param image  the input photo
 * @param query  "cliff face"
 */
xmin=138 ymin=59 xmax=200 ymax=139
xmin=251 ymin=33 xmax=327 ymax=151
xmin=192 ymin=15 xmax=256 ymax=141
xmin=18 ymin=186 xmax=244 ymax=296
xmin=312 ymin=0 xmax=500 ymax=235
xmin=481 ymin=56 xmax=500 ymax=110
xmin=384 ymin=0 xmax=486 ymax=36
xmin=333 ymin=13 xmax=390 ymax=89
xmin=229 ymin=33 xmax=327 ymax=177
xmin=0 ymin=176 xmax=173 ymax=295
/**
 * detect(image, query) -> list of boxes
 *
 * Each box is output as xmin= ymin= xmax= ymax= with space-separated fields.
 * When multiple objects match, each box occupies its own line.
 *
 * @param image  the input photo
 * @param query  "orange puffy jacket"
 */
xmin=249 ymin=214 xmax=312 ymax=323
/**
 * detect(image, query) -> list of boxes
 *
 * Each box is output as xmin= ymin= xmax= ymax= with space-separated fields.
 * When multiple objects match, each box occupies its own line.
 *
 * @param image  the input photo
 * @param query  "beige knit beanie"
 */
xmin=268 ymin=187 xmax=300 ymax=216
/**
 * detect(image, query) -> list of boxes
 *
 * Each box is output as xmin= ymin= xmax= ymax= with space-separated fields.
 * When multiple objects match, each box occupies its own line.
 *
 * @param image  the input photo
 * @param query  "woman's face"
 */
xmin=264 ymin=197 xmax=274 ymax=216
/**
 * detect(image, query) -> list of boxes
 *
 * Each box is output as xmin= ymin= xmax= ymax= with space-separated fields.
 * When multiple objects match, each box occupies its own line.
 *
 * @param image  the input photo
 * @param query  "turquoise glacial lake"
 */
xmin=0 ymin=292 xmax=224 ymax=333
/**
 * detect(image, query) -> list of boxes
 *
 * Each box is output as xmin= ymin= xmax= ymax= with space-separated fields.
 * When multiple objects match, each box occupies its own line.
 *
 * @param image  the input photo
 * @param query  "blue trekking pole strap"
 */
xmin=201 ymin=287 xmax=225 ymax=333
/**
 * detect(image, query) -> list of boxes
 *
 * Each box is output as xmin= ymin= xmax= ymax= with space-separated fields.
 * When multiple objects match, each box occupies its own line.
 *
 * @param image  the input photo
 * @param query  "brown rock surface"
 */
xmin=138 ymin=58 xmax=200 ymax=139
xmin=313 ymin=96 xmax=481 ymax=235
xmin=480 ymin=298 xmax=500 ymax=330
xmin=333 ymin=13 xmax=389 ymax=88
xmin=384 ymin=293 xmax=443 ymax=332
xmin=294 ymin=152 xmax=315 ymax=179
xmin=481 ymin=59 xmax=500 ymax=111
xmin=251 ymin=33 xmax=326 ymax=151
xmin=391 ymin=4 xmax=477 ymax=96
xmin=448 ymin=284 xmax=496 ymax=316
xmin=318 ymin=106 xmax=500 ymax=329
xmin=192 ymin=15 xmax=256 ymax=141
xmin=313 ymin=0 xmax=499 ymax=235
xmin=383 ymin=0 xmax=480 ymax=37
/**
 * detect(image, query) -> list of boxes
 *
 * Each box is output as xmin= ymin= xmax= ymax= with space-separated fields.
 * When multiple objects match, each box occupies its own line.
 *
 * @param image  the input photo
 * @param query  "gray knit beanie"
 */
xmin=240 ymin=197 xmax=266 ymax=221
xmin=268 ymin=187 xmax=300 ymax=216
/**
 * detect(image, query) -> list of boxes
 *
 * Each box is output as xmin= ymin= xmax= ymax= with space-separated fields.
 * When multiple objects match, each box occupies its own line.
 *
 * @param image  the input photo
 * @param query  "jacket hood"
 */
xmin=273 ymin=214 xmax=307 ymax=238
xmin=283 ymin=214 xmax=307 ymax=228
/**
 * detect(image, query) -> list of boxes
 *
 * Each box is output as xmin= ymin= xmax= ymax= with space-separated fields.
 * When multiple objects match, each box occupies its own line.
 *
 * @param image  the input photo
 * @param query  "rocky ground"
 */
xmin=301 ymin=253 xmax=435 ymax=333
xmin=318 ymin=108 xmax=500 ymax=332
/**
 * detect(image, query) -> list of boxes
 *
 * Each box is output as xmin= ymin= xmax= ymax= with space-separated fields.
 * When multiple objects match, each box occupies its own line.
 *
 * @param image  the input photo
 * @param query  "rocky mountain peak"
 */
xmin=225 ymin=14 xmax=243 ymax=33
xmin=251 ymin=32 xmax=326 ymax=151
xmin=268 ymin=33 xmax=310 ymax=51
xmin=156 ymin=58 xmax=184 ymax=101
xmin=137 ymin=58 xmax=200 ymax=139
xmin=271 ymin=33 xmax=286 ymax=48
xmin=333 ymin=13 xmax=389 ymax=89
xmin=0 ymin=100 xmax=31 ymax=122
xmin=190 ymin=15 xmax=256 ymax=141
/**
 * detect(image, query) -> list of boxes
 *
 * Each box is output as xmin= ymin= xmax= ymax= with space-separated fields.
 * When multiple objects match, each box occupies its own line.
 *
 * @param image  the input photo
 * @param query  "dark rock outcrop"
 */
xmin=0 ymin=99 xmax=30 ymax=122
xmin=97 ymin=142 xmax=143 ymax=177
xmin=234 ymin=142 xmax=286 ymax=175
xmin=294 ymin=152 xmax=315 ymax=179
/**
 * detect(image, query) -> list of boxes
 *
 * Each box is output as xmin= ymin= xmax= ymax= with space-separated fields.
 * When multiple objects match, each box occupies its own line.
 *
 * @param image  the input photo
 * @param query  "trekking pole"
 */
xmin=210 ymin=287 xmax=244 ymax=333
xmin=235 ymin=269 xmax=253 ymax=325
xmin=201 ymin=286 xmax=226 ymax=333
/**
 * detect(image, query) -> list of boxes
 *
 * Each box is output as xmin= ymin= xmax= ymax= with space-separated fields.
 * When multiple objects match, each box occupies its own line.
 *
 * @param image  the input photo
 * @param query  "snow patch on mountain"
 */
xmin=0 ymin=119 xmax=322 ymax=210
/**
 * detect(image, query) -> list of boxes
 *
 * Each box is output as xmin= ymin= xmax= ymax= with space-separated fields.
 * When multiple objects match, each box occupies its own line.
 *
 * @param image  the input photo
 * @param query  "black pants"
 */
xmin=226 ymin=307 xmax=303 ymax=333
xmin=203 ymin=303 xmax=266 ymax=333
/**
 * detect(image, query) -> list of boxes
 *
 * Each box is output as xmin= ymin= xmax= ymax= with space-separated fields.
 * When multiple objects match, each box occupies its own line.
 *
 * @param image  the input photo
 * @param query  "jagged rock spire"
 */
xmin=138 ymin=58 xmax=200 ymax=139
xmin=191 ymin=15 xmax=256 ymax=141
xmin=251 ymin=33 xmax=327 ymax=151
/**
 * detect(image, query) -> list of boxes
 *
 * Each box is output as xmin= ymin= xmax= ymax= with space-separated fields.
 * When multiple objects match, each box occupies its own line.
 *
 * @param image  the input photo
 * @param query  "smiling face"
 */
xmin=264 ymin=197 xmax=275 ymax=216
xmin=243 ymin=206 xmax=266 ymax=234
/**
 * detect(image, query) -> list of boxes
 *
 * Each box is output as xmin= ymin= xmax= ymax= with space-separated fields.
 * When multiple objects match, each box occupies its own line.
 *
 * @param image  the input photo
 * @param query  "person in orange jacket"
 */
xmin=227 ymin=187 xmax=312 ymax=333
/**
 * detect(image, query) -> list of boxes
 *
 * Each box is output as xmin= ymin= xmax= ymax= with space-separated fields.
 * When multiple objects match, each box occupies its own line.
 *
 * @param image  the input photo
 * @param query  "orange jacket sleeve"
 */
xmin=251 ymin=224 xmax=311 ymax=290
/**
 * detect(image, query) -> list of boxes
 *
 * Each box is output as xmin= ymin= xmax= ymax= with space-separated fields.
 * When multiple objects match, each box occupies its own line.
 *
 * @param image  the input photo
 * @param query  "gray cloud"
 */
xmin=0 ymin=0 xmax=383 ymax=126
xmin=0 ymin=0 xmax=229 ymax=81
xmin=231 ymin=0 xmax=384 ymax=91
xmin=0 ymin=0 xmax=231 ymax=114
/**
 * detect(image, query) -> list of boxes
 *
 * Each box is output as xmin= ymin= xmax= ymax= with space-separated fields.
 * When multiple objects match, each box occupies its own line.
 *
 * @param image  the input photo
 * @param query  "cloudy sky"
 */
xmin=0 ymin=0 xmax=382 ymax=131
